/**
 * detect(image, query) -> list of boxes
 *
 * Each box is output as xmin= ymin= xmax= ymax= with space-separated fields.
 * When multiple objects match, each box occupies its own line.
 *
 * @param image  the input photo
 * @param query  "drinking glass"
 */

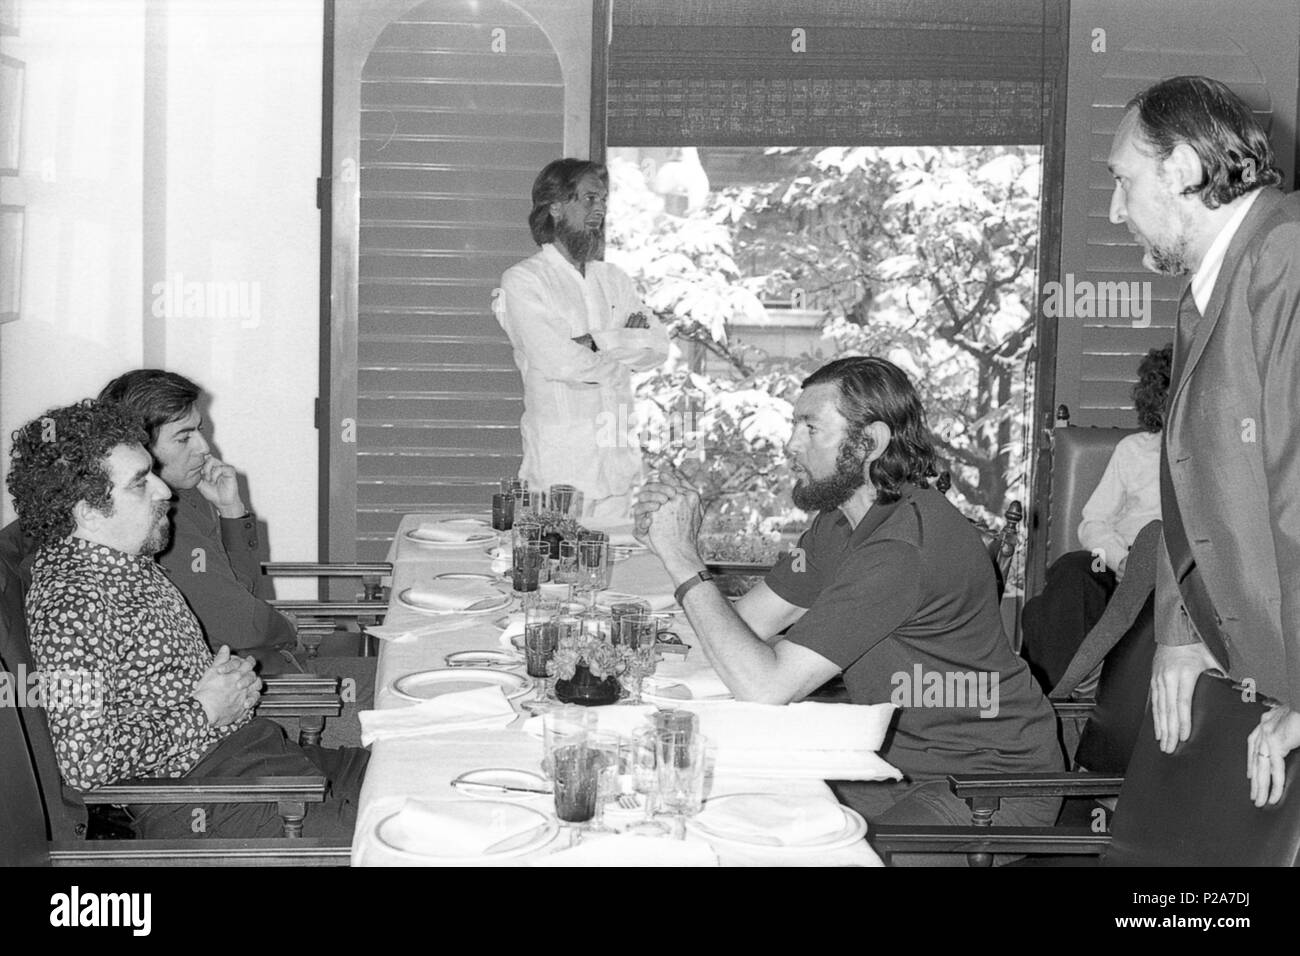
xmin=491 ymin=492 xmax=514 ymax=531
xmin=548 ymin=483 xmax=578 ymax=517
xmin=625 ymin=728 xmax=670 ymax=836
xmin=542 ymin=705 xmax=594 ymax=780
xmin=615 ymin=612 xmax=659 ymax=705
xmin=522 ymin=599 xmax=560 ymax=714
xmin=551 ymin=742 xmax=602 ymax=839
xmin=511 ymin=527 xmax=543 ymax=594
xmin=583 ymin=731 xmax=622 ymax=836
xmin=655 ymin=731 xmax=710 ymax=840
xmin=554 ymin=540 xmax=579 ymax=586
xmin=576 ymin=539 xmax=608 ymax=609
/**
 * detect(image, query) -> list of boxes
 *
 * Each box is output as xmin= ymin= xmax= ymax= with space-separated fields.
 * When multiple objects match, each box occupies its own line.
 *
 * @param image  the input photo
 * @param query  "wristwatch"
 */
xmin=673 ymin=569 xmax=714 ymax=606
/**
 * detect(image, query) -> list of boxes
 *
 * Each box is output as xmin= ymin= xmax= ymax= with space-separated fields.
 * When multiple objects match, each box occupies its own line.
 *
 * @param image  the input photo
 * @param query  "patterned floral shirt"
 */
xmin=25 ymin=537 xmax=249 ymax=791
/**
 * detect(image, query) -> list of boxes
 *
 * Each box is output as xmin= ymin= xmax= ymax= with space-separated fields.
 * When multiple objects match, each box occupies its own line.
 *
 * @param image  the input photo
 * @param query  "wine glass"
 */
xmin=615 ymin=611 xmax=658 ymax=705
xmin=521 ymin=598 xmax=560 ymax=714
xmin=554 ymin=539 xmax=579 ymax=591
xmin=583 ymin=731 xmax=622 ymax=838
xmin=576 ymin=539 xmax=608 ymax=610
xmin=624 ymin=728 xmax=670 ymax=836
xmin=655 ymin=731 xmax=710 ymax=840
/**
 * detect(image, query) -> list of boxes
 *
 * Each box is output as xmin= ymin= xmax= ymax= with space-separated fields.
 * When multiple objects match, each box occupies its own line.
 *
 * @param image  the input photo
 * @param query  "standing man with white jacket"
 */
xmin=497 ymin=159 xmax=669 ymax=522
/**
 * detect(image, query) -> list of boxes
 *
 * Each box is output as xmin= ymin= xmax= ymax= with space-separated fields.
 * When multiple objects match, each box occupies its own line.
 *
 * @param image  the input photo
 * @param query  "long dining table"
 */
xmin=349 ymin=513 xmax=884 ymax=866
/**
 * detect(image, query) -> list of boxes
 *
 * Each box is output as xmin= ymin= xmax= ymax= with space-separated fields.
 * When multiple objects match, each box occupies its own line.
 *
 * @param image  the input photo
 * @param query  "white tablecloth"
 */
xmin=350 ymin=514 xmax=883 ymax=867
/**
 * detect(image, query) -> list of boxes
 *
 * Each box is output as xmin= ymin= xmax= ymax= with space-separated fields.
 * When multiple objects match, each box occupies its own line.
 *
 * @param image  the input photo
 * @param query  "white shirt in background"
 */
xmin=1077 ymin=430 xmax=1162 ymax=578
xmin=497 ymin=244 xmax=669 ymax=512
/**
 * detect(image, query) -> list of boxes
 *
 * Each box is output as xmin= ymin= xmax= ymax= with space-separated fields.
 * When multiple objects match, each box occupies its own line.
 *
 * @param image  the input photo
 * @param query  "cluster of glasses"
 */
xmin=542 ymin=706 xmax=710 ymax=843
xmin=491 ymin=479 xmax=583 ymax=532
xmin=520 ymin=597 xmax=665 ymax=714
xmin=510 ymin=526 xmax=612 ymax=607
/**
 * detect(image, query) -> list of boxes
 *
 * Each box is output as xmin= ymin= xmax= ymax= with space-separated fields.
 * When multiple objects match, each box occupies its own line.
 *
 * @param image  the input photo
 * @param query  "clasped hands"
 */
xmin=633 ymin=470 xmax=704 ymax=572
xmin=192 ymin=645 xmax=262 ymax=727
xmin=1151 ymin=642 xmax=1300 ymax=806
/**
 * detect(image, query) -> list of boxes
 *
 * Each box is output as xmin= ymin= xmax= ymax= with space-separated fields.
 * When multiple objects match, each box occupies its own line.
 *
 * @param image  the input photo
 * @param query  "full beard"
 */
xmin=555 ymin=218 xmax=605 ymax=263
xmin=791 ymin=442 xmax=869 ymax=513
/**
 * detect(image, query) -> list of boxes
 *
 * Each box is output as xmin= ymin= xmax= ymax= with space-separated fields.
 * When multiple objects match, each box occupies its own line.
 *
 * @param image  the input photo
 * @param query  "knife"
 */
xmin=452 ymin=781 xmax=552 ymax=795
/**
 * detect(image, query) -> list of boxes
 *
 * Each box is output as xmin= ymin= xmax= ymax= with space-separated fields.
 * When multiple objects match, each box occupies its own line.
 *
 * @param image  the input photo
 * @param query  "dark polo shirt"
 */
xmin=768 ymin=483 xmax=1061 ymax=778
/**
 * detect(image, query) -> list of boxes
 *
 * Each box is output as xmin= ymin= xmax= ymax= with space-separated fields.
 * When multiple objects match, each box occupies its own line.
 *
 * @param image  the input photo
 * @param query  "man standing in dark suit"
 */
xmin=1108 ymin=75 xmax=1300 ymax=804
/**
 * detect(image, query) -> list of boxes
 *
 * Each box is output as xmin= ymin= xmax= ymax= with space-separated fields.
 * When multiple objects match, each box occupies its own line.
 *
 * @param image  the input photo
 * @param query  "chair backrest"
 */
xmin=0 ymin=667 xmax=55 ymax=866
xmin=0 ymin=523 xmax=89 ymax=839
xmin=1103 ymin=674 xmax=1300 ymax=866
xmin=1046 ymin=426 xmax=1140 ymax=565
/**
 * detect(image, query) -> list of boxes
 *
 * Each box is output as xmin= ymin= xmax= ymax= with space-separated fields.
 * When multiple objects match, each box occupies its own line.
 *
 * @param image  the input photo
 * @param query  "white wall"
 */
xmin=1 ymin=0 xmax=323 ymax=596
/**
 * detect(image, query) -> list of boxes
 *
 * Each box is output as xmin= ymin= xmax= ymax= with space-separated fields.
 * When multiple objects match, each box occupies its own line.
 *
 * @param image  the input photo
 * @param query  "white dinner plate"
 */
xmin=375 ymin=800 xmax=558 ymax=861
xmin=444 ymin=649 xmax=522 ymax=669
xmin=686 ymin=795 xmax=868 ymax=851
xmin=397 ymin=588 xmax=512 ymax=616
xmin=405 ymin=516 xmax=497 ymax=547
xmin=450 ymin=768 xmax=552 ymax=801
xmin=390 ymin=667 xmax=532 ymax=702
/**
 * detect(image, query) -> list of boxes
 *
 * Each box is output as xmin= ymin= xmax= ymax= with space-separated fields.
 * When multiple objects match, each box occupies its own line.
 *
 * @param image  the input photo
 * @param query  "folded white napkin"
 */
xmin=404 ymin=579 xmax=500 ymax=611
xmin=520 ymin=703 xmax=656 ymax=740
xmin=648 ymin=658 xmax=732 ymax=699
xmin=533 ymin=832 xmax=718 ymax=867
xmin=360 ymin=686 xmax=517 ymax=745
xmin=411 ymin=519 xmax=490 ymax=543
xmin=497 ymin=613 xmax=525 ymax=648
xmin=695 ymin=794 xmax=847 ymax=846
xmin=682 ymin=701 xmax=901 ymax=782
xmin=388 ymin=799 xmax=546 ymax=857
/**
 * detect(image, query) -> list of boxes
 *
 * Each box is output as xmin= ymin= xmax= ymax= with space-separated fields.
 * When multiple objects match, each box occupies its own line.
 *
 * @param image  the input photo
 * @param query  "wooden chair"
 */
xmin=0 ymin=671 xmax=350 ymax=866
xmin=263 ymin=561 xmax=390 ymax=658
xmin=872 ymin=673 xmax=1300 ymax=866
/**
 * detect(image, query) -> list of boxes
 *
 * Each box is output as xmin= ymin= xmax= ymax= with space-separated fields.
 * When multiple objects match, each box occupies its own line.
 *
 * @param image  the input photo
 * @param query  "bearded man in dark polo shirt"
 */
xmin=635 ymin=356 xmax=1061 ymax=852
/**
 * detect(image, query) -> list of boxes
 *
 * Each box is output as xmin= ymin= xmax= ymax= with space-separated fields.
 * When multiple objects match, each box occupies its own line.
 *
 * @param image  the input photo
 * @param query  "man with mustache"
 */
xmin=497 ymin=158 xmax=668 ymax=521
xmin=9 ymin=401 xmax=367 ymax=838
xmin=1107 ymin=75 xmax=1300 ymax=805
xmin=634 ymin=357 xmax=1061 ymax=857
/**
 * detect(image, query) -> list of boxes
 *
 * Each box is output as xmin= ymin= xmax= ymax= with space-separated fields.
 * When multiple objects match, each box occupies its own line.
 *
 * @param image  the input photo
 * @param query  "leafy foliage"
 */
xmin=606 ymin=145 xmax=1041 ymax=537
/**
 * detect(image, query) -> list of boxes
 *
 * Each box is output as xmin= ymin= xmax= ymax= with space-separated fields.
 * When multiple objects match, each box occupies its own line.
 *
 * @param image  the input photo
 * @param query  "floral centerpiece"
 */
xmin=512 ymin=509 xmax=589 ymax=558
xmin=547 ymin=626 xmax=653 ymax=706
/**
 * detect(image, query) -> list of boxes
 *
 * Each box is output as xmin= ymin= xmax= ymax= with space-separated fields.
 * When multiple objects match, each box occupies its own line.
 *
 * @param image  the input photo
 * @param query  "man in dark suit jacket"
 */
xmin=1108 ymin=75 xmax=1300 ymax=806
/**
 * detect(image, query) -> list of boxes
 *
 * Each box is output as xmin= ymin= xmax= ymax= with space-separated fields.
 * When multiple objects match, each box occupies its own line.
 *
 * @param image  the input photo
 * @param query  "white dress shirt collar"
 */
xmin=1190 ymin=189 xmax=1261 ymax=313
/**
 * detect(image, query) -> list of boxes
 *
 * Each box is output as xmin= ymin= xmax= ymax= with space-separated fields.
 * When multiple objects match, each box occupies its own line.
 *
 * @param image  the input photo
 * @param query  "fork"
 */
xmin=617 ymin=794 xmax=641 ymax=810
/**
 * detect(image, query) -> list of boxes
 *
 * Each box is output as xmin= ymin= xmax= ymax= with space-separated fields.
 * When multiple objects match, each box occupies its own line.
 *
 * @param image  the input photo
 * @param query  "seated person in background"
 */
xmin=1020 ymin=344 xmax=1170 ymax=691
xmin=8 ymin=401 xmax=367 ymax=839
xmin=97 ymin=370 xmax=298 ymax=673
xmin=634 ymin=356 xmax=1062 ymax=854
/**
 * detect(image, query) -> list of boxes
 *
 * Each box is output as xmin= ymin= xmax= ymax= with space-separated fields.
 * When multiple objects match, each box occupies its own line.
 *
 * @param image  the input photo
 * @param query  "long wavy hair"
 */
xmin=527 ymin=158 xmax=608 ymax=245
xmin=7 ymin=400 xmax=148 ymax=547
xmin=801 ymin=356 xmax=937 ymax=504
xmin=1132 ymin=344 xmax=1173 ymax=433
xmin=1128 ymin=76 xmax=1282 ymax=209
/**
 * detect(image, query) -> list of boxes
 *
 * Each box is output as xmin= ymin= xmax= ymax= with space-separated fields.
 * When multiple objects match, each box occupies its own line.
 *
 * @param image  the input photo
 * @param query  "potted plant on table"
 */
xmin=548 ymin=629 xmax=640 ymax=706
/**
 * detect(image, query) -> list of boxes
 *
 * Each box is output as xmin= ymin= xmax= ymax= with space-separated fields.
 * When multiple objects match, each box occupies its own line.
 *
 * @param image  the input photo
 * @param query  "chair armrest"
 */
xmin=1052 ymin=700 xmax=1096 ymax=720
xmin=948 ymin=771 xmax=1125 ymax=801
xmin=84 ymin=776 xmax=327 ymax=805
xmin=270 ymin=600 xmax=385 ymax=617
xmin=262 ymin=562 xmax=391 ymax=578
xmin=49 ymin=837 xmax=352 ymax=867
xmin=262 ymin=674 xmax=341 ymax=696
xmin=869 ymin=824 xmax=1109 ymax=858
